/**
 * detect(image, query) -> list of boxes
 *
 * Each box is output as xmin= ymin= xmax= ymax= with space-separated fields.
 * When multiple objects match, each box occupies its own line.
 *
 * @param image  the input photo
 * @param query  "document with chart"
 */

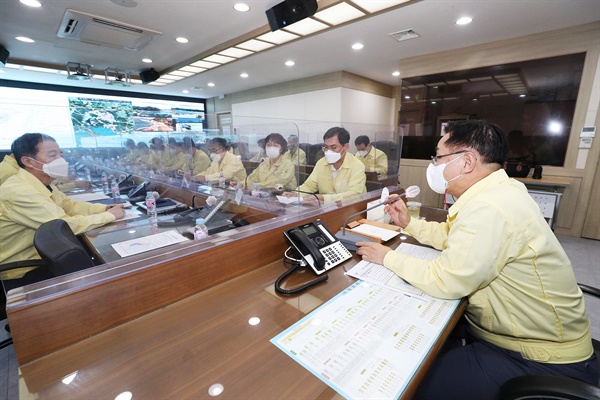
xmin=271 ymin=281 xmax=460 ymax=399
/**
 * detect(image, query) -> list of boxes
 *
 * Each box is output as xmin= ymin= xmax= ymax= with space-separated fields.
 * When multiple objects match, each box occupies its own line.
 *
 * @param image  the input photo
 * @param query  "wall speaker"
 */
xmin=265 ymin=0 xmax=318 ymax=32
xmin=139 ymin=68 xmax=160 ymax=84
xmin=0 ymin=45 xmax=9 ymax=67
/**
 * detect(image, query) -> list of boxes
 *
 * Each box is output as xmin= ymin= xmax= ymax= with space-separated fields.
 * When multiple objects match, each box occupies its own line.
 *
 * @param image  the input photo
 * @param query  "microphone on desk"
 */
xmin=286 ymin=188 xmax=321 ymax=206
xmin=334 ymin=185 xmax=420 ymax=251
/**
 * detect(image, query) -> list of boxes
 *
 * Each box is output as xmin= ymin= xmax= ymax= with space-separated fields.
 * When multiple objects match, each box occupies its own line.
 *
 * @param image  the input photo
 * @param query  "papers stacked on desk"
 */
xmin=111 ymin=230 xmax=189 ymax=257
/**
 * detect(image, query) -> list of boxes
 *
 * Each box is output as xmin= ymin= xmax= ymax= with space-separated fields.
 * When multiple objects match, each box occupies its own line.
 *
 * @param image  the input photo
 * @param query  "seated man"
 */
xmin=183 ymin=137 xmax=211 ymax=176
xmin=283 ymin=127 xmax=366 ymax=205
xmin=245 ymin=133 xmax=297 ymax=190
xmin=283 ymin=134 xmax=307 ymax=165
xmin=135 ymin=141 xmax=160 ymax=170
xmin=355 ymin=135 xmax=388 ymax=177
xmin=0 ymin=133 xmax=125 ymax=279
xmin=356 ymin=120 xmax=597 ymax=399
xmin=249 ymin=138 xmax=267 ymax=162
xmin=161 ymin=139 xmax=188 ymax=173
xmin=192 ymin=138 xmax=246 ymax=184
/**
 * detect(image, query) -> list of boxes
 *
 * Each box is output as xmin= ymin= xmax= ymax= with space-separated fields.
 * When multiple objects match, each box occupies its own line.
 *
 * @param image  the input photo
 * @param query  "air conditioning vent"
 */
xmin=389 ymin=29 xmax=420 ymax=42
xmin=57 ymin=9 xmax=162 ymax=51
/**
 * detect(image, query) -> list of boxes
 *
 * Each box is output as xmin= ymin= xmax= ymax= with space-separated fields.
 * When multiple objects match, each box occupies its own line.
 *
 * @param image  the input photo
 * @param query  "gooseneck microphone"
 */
xmin=287 ymin=188 xmax=321 ymax=206
xmin=335 ymin=186 xmax=420 ymax=251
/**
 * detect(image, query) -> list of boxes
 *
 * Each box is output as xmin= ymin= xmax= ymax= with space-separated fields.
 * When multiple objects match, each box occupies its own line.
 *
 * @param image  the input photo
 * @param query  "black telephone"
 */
xmin=158 ymin=196 xmax=231 ymax=227
xmin=283 ymin=220 xmax=352 ymax=275
xmin=127 ymin=181 xmax=149 ymax=202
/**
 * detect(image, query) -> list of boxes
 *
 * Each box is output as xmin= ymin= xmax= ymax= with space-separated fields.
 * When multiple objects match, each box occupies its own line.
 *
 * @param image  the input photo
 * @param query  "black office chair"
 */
xmin=0 ymin=219 xmax=96 ymax=346
xmin=499 ymin=284 xmax=600 ymax=400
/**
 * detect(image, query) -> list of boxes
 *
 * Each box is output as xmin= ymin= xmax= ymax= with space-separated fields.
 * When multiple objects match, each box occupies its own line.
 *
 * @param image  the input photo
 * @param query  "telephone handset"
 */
xmin=283 ymin=220 xmax=352 ymax=275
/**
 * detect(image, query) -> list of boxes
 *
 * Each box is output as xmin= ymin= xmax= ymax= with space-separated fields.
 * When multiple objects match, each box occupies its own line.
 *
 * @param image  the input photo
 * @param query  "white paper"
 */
xmin=348 ymin=224 xmax=399 ymax=242
xmin=271 ymin=281 xmax=460 ymax=399
xmin=68 ymin=192 xmax=110 ymax=202
xmin=110 ymin=230 xmax=189 ymax=257
xmin=111 ymin=209 xmax=143 ymax=223
xmin=276 ymin=195 xmax=302 ymax=204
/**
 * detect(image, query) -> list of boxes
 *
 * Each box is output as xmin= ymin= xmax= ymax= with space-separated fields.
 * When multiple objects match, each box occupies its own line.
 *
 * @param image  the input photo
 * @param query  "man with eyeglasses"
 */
xmin=191 ymin=137 xmax=246 ymax=184
xmin=283 ymin=127 xmax=366 ymax=205
xmin=356 ymin=120 xmax=595 ymax=399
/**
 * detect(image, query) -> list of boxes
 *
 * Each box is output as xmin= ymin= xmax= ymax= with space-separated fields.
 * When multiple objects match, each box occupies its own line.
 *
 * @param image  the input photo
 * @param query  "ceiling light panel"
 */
xmin=203 ymin=54 xmax=236 ymax=64
xmin=179 ymin=66 xmax=206 ymax=73
xmin=351 ymin=0 xmax=411 ymax=13
xmin=283 ymin=18 xmax=328 ymax=36
xmin=257 ymin=30 xmax=299 ymax=45
xmin=159 ymin=74 xmax=186 ymax=81
xmin=237 ymin=39 xmax=275 ymax=52
xmin=219 ymin=47 xmax=254 ymax=59
xmin=155 ymin=78 xmax=176 ymax=83
xmin=190 ymin=60 xmax=220 ymax=69
xmin=169 ymin=70 xmax=195 ymax=77
xmin=23 ymin=66 xmax=59 ymax=74
xmin=313 ymin=3 xmax=364 ymax=25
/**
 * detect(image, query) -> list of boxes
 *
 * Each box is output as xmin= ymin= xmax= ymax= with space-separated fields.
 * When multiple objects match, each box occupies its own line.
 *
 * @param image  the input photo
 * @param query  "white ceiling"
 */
xmin=0 ymin=0 xmax=599 ymax=100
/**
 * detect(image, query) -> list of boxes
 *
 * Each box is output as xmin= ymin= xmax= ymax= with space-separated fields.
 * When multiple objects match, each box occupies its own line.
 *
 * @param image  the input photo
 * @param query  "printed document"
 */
xmin=111 ymin=230 xmax=189 ymax=257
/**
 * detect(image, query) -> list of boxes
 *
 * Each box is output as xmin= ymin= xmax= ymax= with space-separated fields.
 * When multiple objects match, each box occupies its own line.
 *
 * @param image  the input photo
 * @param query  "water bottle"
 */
xmin=252 ymin=182 xmax=260 ymax=197
xmin=145 ymin=191 xmax=158 ymax=224
xmin=194 ymin=218 xmax=209 ymax=240
xmin=111 ymin=179 xmax=121 ymax=199
xmin=218 ymin=171 xmax=226 ymax=188
xmin=101 ymin=172 xmax=109 ymax=195
xmin=84 ymin=168 xmax=92 ymax=182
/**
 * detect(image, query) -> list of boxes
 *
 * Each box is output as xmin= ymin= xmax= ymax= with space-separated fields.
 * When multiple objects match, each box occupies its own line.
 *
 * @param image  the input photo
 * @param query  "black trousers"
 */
xmin=413 ymin=318 xmax=598 ymax=400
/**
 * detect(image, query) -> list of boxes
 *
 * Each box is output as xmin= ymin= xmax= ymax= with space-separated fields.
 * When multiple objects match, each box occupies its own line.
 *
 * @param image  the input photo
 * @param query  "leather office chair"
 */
xmin=1 ymin=219 xmax=96 ymax=344
xmin=499 ymin=283 xmax=600 ymax=400
xmin=372 ymin=140 xmax=400 ymax=175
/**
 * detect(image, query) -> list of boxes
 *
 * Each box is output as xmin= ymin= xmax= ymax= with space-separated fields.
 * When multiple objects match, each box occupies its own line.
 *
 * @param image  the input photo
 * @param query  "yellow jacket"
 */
xmin=383 ymin=169 xmax=592 ymax=363
xmin=136 ymin=151 xmax=160 ymax=170
xmin=0 ymin=169 xmax=115 ymax=276
xmin=297 ymin=152 xmax=366 ymax=203
xmin=356 ymin=145 xmax=388 ymax=177
xmin=246 ymin=155 xmax=297 ymax=189
xmin=198 ymin=151 xmax=246 ymax=183
xmin=162 ymin=152 xmax=188 ymax=172
xmin=190 ymin=149 xmax=211 ymax=176
xmin=283 ymin=147 xmax=307 ymax=165
xmin=0 ymin=154 xmax=19 ymax=185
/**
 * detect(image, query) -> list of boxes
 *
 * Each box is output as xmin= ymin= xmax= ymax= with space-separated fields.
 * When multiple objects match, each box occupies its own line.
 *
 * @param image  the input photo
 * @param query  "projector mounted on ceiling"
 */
xmin=57 ymin=9 xmax=162 ymax=51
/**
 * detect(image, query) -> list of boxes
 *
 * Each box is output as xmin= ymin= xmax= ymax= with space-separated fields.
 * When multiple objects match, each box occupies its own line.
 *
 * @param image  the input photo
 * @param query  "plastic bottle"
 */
xmin=145 ymin=191 xmax=157 ymax=224
xmin=84 ymin=168 xmax=92 ymax=182
xmin=111 ymin=179 xmax=121 ymax=199
xmin=218 ymin=171 xmax=226 ymax=188
xmin=101 ymin=172 xmax=109 ymax=195
xmin=194 ymin=218 xmax=209 ymax=240
xmin=252 ymin=182 xmax=260 ymax=197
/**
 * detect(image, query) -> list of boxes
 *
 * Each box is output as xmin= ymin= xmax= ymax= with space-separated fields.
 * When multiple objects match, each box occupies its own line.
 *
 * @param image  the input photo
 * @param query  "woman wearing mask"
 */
xmin=192 ymin=138 xmax=246 ymax=184
xmin=245 ymin=133 xmax=297 ymax=190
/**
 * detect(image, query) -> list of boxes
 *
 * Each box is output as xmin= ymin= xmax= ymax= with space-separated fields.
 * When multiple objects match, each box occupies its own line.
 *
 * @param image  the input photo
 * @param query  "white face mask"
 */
xmin=265 ymin=146 xmax=280 ymax=160
xmin=357 ymin=150 xmax=368 ymax=158
xmin=29 ymin=157 xmax=70 ymax=179
xmin=426 ymin=154 xmax=465 ymax=194
xmin=210 ymin=153 xmax=221 ymax=162
xmin=324 ymin=149 xmax=342 ymax=164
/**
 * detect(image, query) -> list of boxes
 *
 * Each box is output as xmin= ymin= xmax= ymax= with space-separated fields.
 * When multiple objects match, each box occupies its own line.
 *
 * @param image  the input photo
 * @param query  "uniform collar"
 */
xmin=448 ymin=168 xmax=508 ymax=217
xmin=16 ymin=168 xmax=55 ymax=197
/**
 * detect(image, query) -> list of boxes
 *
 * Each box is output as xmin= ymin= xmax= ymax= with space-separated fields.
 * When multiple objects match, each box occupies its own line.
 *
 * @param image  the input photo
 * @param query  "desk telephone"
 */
xmin=158 ymin=197 xmax=230 ymax=227
xmin=284 ymin=220 xmax=352 ymax=275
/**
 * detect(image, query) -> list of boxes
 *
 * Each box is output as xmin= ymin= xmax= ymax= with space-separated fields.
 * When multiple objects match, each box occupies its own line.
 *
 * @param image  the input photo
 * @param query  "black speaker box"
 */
xmin=139 ymin=68 xmax=160 ymax=84
xmin=266 ymin=0 xmax=318 ymax=32
xmin=0 ymin=45 xmax=9 ymax=66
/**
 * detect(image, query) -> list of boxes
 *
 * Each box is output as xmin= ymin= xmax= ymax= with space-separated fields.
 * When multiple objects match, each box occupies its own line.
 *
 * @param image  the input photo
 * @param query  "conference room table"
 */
xmin=18 ymin=207 xmax=467 ymax=400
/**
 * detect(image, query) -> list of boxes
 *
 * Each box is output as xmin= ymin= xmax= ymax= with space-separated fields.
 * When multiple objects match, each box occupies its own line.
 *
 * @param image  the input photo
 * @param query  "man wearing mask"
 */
xmin=192 ymin=137 xmax=246 ymax=184
xmin=283 ymin=134 xmax=306 ymax=165
xmin=283 ymin=127 xmax=366 ymax=205
xmin=0 ymin=133 xmax=125 ymax=279
xmin=245 ymin=133 xmax=297 ymax=190
xmin=355 ymin=135 xmax=388 ymax=177
xmin=356 ymin=120 xmax=596 ymax=399
xmin=183 ymin=137 xmax=211 ymax=176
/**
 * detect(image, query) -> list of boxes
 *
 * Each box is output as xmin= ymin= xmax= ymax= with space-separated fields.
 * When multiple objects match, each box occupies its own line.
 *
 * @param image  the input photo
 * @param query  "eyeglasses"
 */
xmin=430 ymin=150 xmax=468 ymax=165
xmin=322 ymin=145 xmax=342 ymax=152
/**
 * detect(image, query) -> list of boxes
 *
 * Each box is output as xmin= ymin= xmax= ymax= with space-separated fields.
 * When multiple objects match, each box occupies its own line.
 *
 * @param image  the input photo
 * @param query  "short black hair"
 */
xmin=355 ymin=135 xmax=370 ymax=146
xmin=444 ymin=120 xmax=509 ymax=165
xmin=265 ymin=133 xmax=288 ymax=154
xmin=323 ymin=127 xmax=350 ymax=145
xmin=183 ymin=137 xmax=195 ymax=149
xmin=125 ymin=139 xmax=135 ymax=147
xmin=12 ymin=133 xmax=56 ymax=168
xmin=210 ymin=137 xmax=229 ymax=150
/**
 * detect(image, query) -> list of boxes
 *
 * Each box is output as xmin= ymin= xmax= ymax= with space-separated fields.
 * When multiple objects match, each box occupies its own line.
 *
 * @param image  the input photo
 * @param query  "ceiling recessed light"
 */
xmin=233 ymin=3 xmax=250 ymax=12
xmin=456 ymin=17 xmax=472 ymax=25
xmin=182 ymin=90 xmax=189 ymax=94
xmin=519 ymin=94 xmax=526 ymax=98
xmin=240 ymin=73 xmax=248 ymax=78
xmin=352 ymin=43 xmax=364 ymax=50
xmin=431 ymin=101 xmax=436 ymax=104
xmin=15 ymin=36 xmax=35 ymax=43
xmin=176 ymin=37 xmax=189 ymax=43
xmin=207 ymin=82 xmax=215 ymax=87
xmin=19 ymin=0 xmax=41 ymax=7
xmin=404 ymin=95 xmax=410 ymax=99
xmin=285 ymin=60 xmax=295 ymax=67
xmin=142 ymin=58 xmax=152 ymax=63
xmin=392 ymin=71 xmax=400 ymax=77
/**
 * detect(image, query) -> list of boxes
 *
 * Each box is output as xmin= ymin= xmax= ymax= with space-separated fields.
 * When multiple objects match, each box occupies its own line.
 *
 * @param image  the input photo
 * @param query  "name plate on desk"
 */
xmin=271 ymin=281 xmax=460 ymax=399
